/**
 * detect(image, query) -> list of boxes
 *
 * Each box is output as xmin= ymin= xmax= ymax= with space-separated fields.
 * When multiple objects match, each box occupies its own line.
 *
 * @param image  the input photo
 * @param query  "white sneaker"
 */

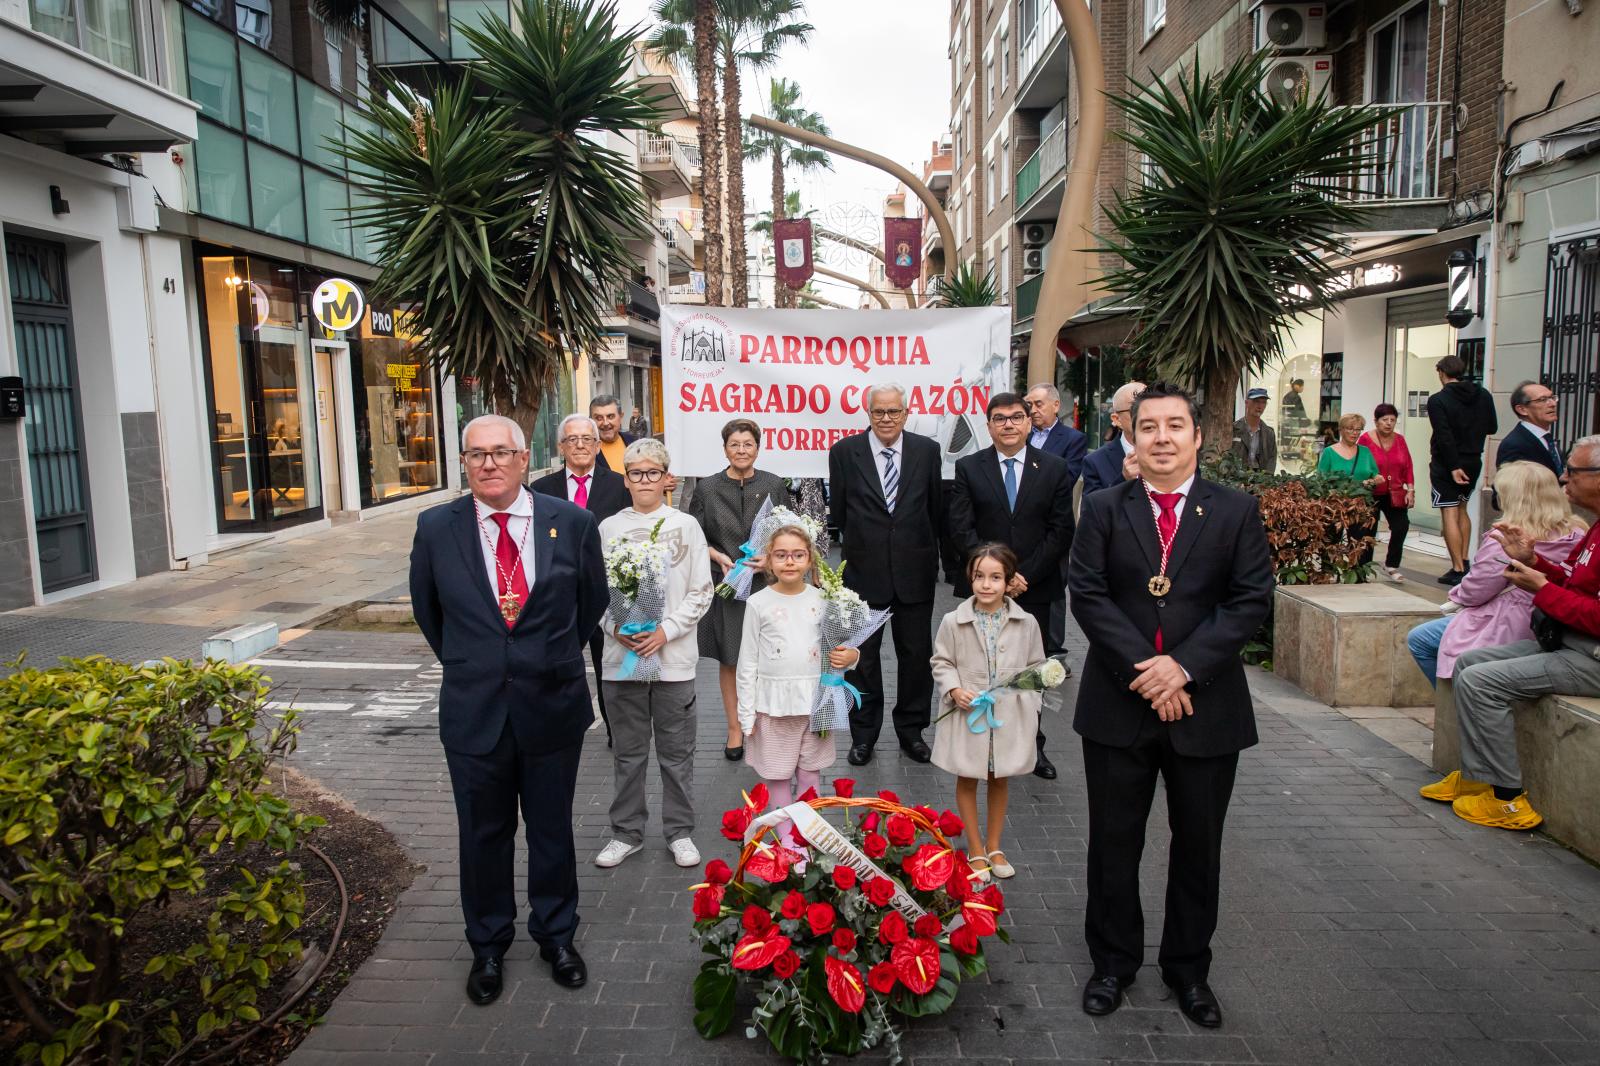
xmin=594 ymin=839 xmax=642 ymax=868
xmin=669 ymin=838 xmax=701 ymax=868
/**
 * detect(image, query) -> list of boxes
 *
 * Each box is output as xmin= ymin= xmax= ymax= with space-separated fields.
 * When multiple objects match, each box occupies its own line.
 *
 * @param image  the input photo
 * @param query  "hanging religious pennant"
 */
xmin=772 ymin=218 xmax=814 ymax=290
xmin=883 ymin=217 xmax=922 ymax=290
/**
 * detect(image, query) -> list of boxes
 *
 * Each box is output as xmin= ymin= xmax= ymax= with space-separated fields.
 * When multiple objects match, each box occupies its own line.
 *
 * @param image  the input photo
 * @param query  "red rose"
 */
xmin=798 ymin=786 xmax=820 ymax=802
xmin=824 ymin=955 xmax=866 ymax=1014
xmin=863 ymin=833 xmax=888 ymax=859
xmin=745 ymin=782 xmax=770 ymax=812
xmin=806 ymin=902 xmax=836 ymax=936
xmin=704 ymin=859 xmax=733 ymax=885
xmin=692 ymin=885 xmax=724 ymax=921
xmin=772 ymin=950 xmax=801 ymax=979
xmin=877 ymin=789 xmax=901 ymax=804
xmin=720 ymin=806 xmax=754 ymax=841
xmin=877 ymin=911 xmax=908 ymax=945
xmin=743 ymin=904 xmax=774 ymax=934
xmin=937 ymin=810 xmax=965 ymax=837
xmin=903 ymin=843 xmax=956 ymax=892
xmin=914 ymin=804 xmax=938 ymax=822
xmin=867 ymin=961 xmax=897 ymax=994
xmin=731 ymin=932 xmax=791 ymax=971
xmin=833 ymin=777 xmax=856 ymax=798
xmin=914 ymin=914 xmax=942 ymax=938
xmin=861 ymin=812 xmax=881 ymax=832
xmin=949 ymin=923 xmax=980 ymax=955
xmin=832 ymin=866 xmax=858 ymax=891
xmin=891 ymin=937 xmax=941 ymax=995
xmin=886 ymin=814 xmax=916 ymax=847
xmin=780 ymin=890 xmax=806 ymax=919
xmin=832 ymin=928 xmax=857 ymax=953
xmin=864 ymin=876 xmax=896 ymax=907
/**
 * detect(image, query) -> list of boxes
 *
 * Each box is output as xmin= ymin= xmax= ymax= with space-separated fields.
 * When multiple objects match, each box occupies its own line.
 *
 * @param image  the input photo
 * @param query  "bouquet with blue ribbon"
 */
xmin=604 ymin=518 xmax=670 ymax=681
xmin=715 ymin=498 xmax=825 ymax=601
xmin=809 ymin=559 xmax=891 ymax=733
xmin=937 ymin=657 xmax=1069 ymax=735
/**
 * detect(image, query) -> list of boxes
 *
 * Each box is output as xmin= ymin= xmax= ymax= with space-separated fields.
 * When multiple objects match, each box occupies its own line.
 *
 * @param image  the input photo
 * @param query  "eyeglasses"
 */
xmin=561 ymin=435 xmax=599 ymax=447
xmin=989 ymin=412 xmax=1029 ymax=426
xmin=770 ymin=550 xmax=811 ymax=563
xmin=869 ymin=408 xmax=906 ymax=420
xmin=1112 ymin=407 xmax=1132 ymax=416
xmin=1521 ymin=396 xmax=1558 ymax=406
xmin=626 ymin=468 xmax=666 ymax=483
xmin=1568 ymin=465 xmax=1600 ymax=474
xmin=464 ymin=447 xmax=523 ymax=467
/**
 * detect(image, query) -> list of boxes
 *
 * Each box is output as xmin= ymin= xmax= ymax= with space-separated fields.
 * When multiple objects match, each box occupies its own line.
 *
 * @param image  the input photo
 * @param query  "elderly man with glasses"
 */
xmin=1081 ymin=381 xmax=1147 ymax=496
xmin=409 ymin=414 xmax=606 ymax=1004
xmin=532 ymin=414 xmax=631 ymax=745
xmin=1495 ymin=380 xmax=1564 ymax=479
xmin=828 ymin=382 xmax=943 ymax=766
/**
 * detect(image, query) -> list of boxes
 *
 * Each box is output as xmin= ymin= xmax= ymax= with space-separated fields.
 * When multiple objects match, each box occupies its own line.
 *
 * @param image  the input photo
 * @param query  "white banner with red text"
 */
xmin=660 ymin=305 xmax=1013 ymax=478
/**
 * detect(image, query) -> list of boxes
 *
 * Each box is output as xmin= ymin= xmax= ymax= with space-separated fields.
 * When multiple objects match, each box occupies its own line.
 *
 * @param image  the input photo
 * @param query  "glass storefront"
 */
xmin=348 ymin=309 xmax=443 ymax=505
xmin=1386 ymin=291 xmax=1455 ymax=533
xmin=1245 ymin=314 xmax=1325 ymax=475
xmin=456 ymin=378 xmax=569 ymax=473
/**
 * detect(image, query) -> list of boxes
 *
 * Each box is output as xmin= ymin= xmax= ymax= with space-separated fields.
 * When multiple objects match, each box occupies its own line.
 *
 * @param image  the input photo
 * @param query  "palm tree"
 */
xmin=692 ymin=0 xmax=726 ymax=306
xmin=750 ymin=189 xmax=813 ymax=239
xmin=1099 ymin=51 xmax=1396 ymax=452
xmin=743 ymin=78 xmax=830 ymax=308
xmin=344 ymin=0 xmax=659 ymax=431
xmin=933 ymin=261 xmax=999 ymax=308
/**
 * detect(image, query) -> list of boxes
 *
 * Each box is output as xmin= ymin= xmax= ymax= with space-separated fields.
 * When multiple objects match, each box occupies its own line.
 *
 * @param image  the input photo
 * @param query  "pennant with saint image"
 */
xmin=772 ymin=217 xmax=814 ymax=290
xmin=883 ymin=217 xmax=922 ymax=289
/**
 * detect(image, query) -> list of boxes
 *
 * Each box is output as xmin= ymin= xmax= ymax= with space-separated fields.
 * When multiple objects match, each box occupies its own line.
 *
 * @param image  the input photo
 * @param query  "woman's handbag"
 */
xmin=1531 ymin=608 xmax=1565 ymax=653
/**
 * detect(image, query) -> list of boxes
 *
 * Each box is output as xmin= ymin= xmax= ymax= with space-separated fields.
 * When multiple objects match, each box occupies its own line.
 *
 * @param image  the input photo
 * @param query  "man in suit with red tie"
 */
xmin=410 ymin=414 xmax=606 ymax=1005
xmin=1067 ymin=383 xmax=1273 ymax=1029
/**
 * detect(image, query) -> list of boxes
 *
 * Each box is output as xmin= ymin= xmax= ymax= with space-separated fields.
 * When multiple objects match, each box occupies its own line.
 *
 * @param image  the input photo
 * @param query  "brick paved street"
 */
xmin=262 ymin=605 xmax=1600 ymax=1066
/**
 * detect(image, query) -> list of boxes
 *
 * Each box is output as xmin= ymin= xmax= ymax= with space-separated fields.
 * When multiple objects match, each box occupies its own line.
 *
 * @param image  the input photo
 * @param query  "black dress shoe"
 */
xmin=539 ymin=944 xmax=588 ymax=989
xmin=724 ymin=745 xmax=744 ymax=761
xmin=847 ymin=744 xmax=873 ymax=766
xmin=466 ymin=955 xmax=504 ymax=1005
xmin=1033 ymin=750 xmax=1058 ymax=780
xmin=1081 ymin=973 xmax=1132 ymax=1016
xmin=1170 ymin=981 xmax=1222 ymax=1028
xmin=900 ymin=740 xmax=932 ymax=763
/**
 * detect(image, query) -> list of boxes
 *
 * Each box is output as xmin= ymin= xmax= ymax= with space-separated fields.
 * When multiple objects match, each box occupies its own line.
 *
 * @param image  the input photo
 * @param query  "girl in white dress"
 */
xmin=736 ymin=525 xmax=858 ymax=830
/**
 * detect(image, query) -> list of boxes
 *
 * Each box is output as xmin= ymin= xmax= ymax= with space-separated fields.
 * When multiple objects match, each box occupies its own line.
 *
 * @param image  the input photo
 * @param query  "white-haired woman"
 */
xmin=594 ymin=438 xmax=713 ymax=871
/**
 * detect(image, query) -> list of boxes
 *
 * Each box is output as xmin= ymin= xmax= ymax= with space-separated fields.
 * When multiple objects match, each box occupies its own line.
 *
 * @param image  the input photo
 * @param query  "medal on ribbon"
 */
xmin=1142 ymin=480 xmax=1180 ymax=598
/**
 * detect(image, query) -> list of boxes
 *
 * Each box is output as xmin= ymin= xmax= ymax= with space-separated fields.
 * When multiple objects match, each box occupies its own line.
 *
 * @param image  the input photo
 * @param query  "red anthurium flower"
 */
xmin=945 ymin=855 xmax=973 ymax=902
xmin=832 ymin=928 xmax=857 ymax=953
xmin=731 ymin=932 xmax=792 ymax=971
xmin=861 ymin=812 xmax=881 ymax=832
xmin=913 ymin=804 xmax=938 ymax=822
xmin=743 ymin=904 xmax=774 ymax=934
xmin=877 ymin=910 xmax=908 ymax=945
xmin=833 ymin=777 xmax=856 ymax=798
xmin=780 ymin=889 xmax=806 ymax=919
xmin=937 ymin=810 xmax=964 ymax=837
xmin=914 ymin=914 xmax=942 ymax=938
xmin=824 ymin=955 xmax=867 ymax=1014
xmin=903 ymin=843 xmax=956 ymax=892
xmin=864 ymin=876 xmax=896 ymax=907
xmin=832 ymin=866 xmax=858 ymax=891
xmin=891 ymin=937 xmax=942 ymax=995
xmin=867 ymin=961 xmax=897 ymax=994
xmin=772 ymin=950 xmax=801 ymax=979
xmin=744 ymin=783 xmax=770 ymax=812
xmin=877 ymin=789 xmax=901 ymax=804
xmin=885 ymin=814 xmax=916 ymax=847
xmin=744 ymin=842 xmax=803 ymax=884
xmin=692 ymin=884 xmax=724 ymax=921
xmin=806 ymin=902 xmax=836 ymax=937
xmin=949 ymin=923 xmax=980 ymax=956
xmin=798 ymin=786 xmax=820 ymax=803
xmin=704 ymin=859 xmax=733 ymax=885
xmin=720 ymin=806 xmax=754 ymax=841
xmin=979 ymin=884 xmax=1006 ymax=916
xmin=960 ymin=897 xmax=1000 ymax=937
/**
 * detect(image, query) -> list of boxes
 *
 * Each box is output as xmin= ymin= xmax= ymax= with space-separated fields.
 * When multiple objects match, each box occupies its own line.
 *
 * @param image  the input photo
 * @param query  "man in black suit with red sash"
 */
xmin=1067 ymin=383 xmax=1273 ymax=1029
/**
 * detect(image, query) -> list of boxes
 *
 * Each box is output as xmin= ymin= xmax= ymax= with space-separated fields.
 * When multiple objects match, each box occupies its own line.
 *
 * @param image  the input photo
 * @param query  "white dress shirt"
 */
xmin=996 ymin=445 xmax=1027 ymax=496
xmin=1521 ymin=421 xmax=1553 ymax=448
xmin=565 ymin=466 xmax=597 ymax=504
xmin=474 ymin=488 xmax=536 ymax=595
xmin=1029 ymin=420 xmax=1057 ymax=450
xmin=1145 ymin=472 xmax=1197 ymax=523
xmin=875 ymin=433 xmax=904 ymax=498
xmin=1119 ymin=434 xmax=1135 ymax=457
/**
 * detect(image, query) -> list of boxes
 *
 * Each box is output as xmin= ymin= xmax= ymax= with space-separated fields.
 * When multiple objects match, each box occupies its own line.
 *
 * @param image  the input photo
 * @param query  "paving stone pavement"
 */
xmin=258 ymin=599 xmax=1600 ymax=1066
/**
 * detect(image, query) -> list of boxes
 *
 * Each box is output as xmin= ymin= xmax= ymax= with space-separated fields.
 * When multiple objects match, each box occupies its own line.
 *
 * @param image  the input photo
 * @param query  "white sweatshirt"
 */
xmin=598 ymin=505 xmax=713 ymax=682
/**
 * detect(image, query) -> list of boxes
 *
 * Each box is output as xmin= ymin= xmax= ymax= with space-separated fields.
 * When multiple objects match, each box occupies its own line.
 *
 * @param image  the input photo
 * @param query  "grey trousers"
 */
xmin=602 ymin=679 xmax=697 ymax=845
xmin=1453 ymin=638 xmax=1600 ymax=790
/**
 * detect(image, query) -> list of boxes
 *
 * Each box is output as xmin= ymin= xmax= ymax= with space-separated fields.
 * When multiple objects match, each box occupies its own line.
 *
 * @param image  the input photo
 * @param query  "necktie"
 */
xmin=490 ymin=512 xmax=530 ymax=629
xmin=881 ymin=448 xmax=898 ymax=512
xmin=1003 ymin=457 xmax=1019 ymax=510
xmin=573 ymin=473 xmax=590 ymax=509
xmin=1547 ymin=434 xmax=1565 ymax=476
xmin=1150 ymin=491 xmax=1183 ymax=652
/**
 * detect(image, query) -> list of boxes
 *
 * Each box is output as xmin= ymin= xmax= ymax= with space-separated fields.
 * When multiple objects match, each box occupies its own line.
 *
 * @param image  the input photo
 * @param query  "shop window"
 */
xmin=186 ymin=10 xmax=243 ymax=129
xmin=248 ymin=143 xmax=307 ymax=241
xmin=195 ymin=123 xmax=250 ymax=225
xmin=241 ymin=45 xmax=299 ymax=154
xmin=304 ymin=168 xmax=353 ymax=255
xmin=1244 ymin=313 xmax=1324 ymax=476
xmin=297 ymin=77 xmax=346 ymax=173
xmin=355 ymin=311 xmax=441 ymax=504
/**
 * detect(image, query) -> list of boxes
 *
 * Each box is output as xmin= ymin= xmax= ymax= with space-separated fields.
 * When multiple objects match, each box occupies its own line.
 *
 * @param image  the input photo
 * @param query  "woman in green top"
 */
xmin=1316 ymin=412 xmax=1385 ymax=489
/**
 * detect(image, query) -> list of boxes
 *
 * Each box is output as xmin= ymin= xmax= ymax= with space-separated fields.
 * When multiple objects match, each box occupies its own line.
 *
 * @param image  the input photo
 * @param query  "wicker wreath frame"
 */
xmin=732 ymin=796 xmax=954 ymax=885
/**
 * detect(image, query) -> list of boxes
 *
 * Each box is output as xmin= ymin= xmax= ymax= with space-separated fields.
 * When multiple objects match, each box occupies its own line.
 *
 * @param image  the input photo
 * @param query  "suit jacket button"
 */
xmin=1157 ymin=599 xmax=1166 ymax=608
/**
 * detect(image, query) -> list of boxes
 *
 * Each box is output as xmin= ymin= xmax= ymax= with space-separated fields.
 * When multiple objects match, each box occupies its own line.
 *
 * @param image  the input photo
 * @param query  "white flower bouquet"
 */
xmin=938 ymin=656 xmax=1069 ymax=735
xmin=809 ymin=559 xmax=891 ymax=733
xmin=715 ymin=498 xmax=826 ymax=601
xmin=604 ymin=517 xmax=669 ymax=681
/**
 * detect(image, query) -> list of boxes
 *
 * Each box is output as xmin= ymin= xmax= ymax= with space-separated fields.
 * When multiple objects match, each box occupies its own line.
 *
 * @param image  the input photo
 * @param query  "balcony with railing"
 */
xmin=1315 ymin=102 xmax=1449 ymax=207
xmin=1015 ymin=121 xmax=1067 ymax=219
xmin=639 ymin=131 xmax=696 ymax=197
xmin=657 ymin=216 xmax=696 ymax=271
xmin=1014 ymin=272 xmax=1044 ymax=323
xmin=1015 ymin=0 xmax=1066 ymax=108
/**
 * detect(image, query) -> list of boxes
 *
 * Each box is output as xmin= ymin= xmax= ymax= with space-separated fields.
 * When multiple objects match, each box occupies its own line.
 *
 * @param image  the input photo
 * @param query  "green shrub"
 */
xmin=1205 ymin=455 xmax=1378 ymax=585
xmin=0 ymin=657 xmax=320 ymax=1064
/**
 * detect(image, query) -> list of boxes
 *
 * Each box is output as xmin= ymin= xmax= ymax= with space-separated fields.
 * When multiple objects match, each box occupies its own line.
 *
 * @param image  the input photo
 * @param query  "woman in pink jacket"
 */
xmin=1405 ymin=461 xmax=1586 ymax=686
xmin=1358 ymin=403 xmax=1415 ymax=582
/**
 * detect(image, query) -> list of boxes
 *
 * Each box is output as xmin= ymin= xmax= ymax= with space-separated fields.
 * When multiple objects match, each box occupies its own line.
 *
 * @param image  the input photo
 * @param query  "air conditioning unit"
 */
xmin=1022 ymin=248 xmax=1047 ymax=274
xmin=1260 ymin=55 xmax=1332 ymax=107
xmin=1021 ymin=222 xmax=1054 ymax=248
xmin=1255 ymin=4 xmax=1327 ymax=51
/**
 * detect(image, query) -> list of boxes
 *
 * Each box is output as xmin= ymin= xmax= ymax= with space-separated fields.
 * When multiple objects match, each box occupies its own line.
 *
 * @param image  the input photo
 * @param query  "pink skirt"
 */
xmin=746 ymin=713 xmax=836 ymax=780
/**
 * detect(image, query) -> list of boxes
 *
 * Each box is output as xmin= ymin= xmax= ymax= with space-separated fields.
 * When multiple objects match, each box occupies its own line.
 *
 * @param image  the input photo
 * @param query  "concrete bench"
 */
xmin=1434 ymin=677 xmax=1600 ymax=862
xmin=1273 ymin=584 xmax=1440 ymax=707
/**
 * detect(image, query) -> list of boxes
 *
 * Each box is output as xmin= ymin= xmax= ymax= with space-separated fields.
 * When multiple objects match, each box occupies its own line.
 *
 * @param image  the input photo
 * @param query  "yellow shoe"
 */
xmin=1419 ymin=770 xmax=1492 ymax=803
xmin=1451 ymin=791 xmax=1544 ymax=831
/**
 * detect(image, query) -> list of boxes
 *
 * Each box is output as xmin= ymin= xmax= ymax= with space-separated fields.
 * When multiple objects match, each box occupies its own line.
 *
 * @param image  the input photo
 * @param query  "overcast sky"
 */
xmin=610 ymin=0 xmax=951 ymax=301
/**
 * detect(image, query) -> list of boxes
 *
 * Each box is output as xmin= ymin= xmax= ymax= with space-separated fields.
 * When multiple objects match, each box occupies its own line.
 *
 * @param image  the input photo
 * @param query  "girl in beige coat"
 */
xmin=931 ymin=544 xmax=1045 ymax=881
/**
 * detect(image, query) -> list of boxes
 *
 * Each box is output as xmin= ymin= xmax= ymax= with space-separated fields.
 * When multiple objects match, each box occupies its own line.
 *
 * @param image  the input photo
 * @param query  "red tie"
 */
xmin=1150 ymin=492 xmax=1182 ymax=652
xmin=490 ymin=513 xmax=529 ymax=628
xmin=573 ymin=474 xmax=590 ymax=509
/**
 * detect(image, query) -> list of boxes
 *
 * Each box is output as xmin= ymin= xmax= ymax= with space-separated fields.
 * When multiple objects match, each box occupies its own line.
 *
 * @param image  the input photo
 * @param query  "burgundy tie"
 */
xmin=573 ymin=474 xmax=590 ymax=509
xmin=1150 ymin=492 xmax=1182 ymax=652
xmin=490 ymin=513 xmax=529 ymax=629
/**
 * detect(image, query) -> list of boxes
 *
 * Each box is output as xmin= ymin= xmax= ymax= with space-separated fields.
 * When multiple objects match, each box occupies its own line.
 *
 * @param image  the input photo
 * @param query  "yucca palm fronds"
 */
xmin=933 ymin=261 xmax=999 ymax=308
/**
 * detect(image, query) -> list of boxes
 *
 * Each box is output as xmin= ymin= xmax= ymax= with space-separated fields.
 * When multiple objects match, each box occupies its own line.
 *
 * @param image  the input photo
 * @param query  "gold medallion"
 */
xmin=1147 ymin=575 xmax=1172 ymax=597
xmin=499 ymin=591 xmax=522 ymax=622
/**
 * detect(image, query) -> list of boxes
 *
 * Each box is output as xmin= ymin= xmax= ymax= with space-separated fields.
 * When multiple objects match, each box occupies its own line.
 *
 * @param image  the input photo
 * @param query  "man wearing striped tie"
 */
xmin=827 ymin=382 xmax=943 ymax=766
